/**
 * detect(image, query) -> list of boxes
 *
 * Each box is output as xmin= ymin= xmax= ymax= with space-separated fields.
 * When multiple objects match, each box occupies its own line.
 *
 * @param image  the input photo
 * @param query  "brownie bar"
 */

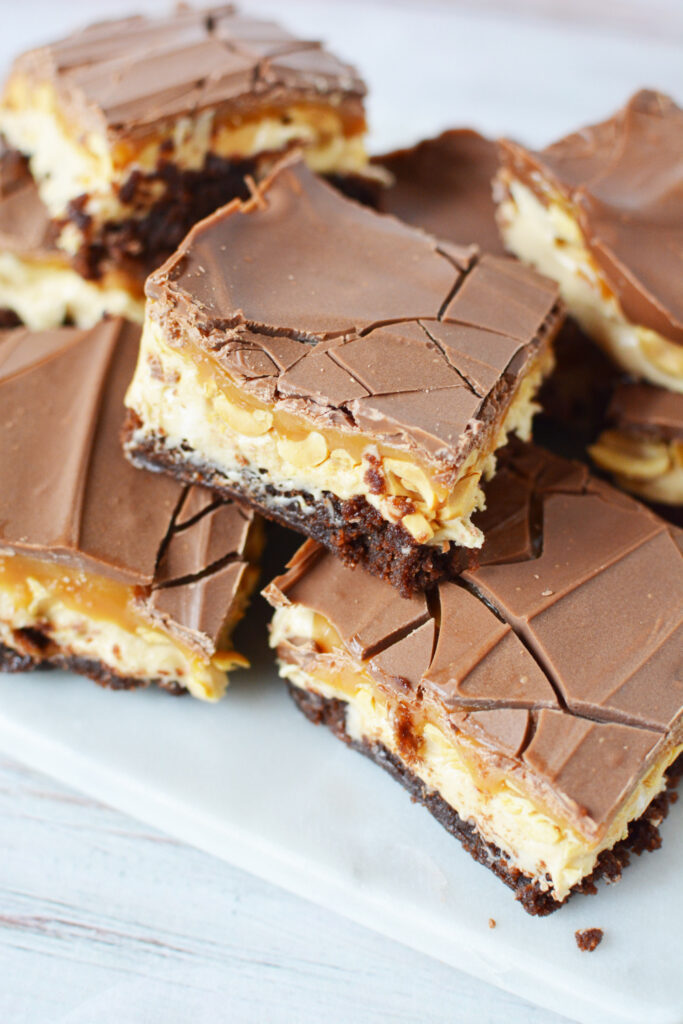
xmin=0 ymin=5 xmax=368 ymax=279
xmin=289 ymin=683 xmax=682 ymax=916
xmin=0 ymin=318 xmax=261 ymax=699
xmin=125 ymin=161 xmax=562 ymax=594
xmin=264 ymin=443 xmax=683 ymax=912
xmin=496 ymin=90 xmax=683 ymax=393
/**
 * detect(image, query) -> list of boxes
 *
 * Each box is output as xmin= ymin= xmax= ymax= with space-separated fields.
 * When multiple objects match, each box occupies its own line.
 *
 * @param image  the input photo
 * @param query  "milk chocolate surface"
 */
xmin=500 ymin=90 xmax=683 ymax=343
xmin=607 ymin=381 xmax=683 ymax=442
xmin=376 ymin=130 xmax=505 ymax=255
xmin=0 ymin=319 xmax=254 ymax=649
xmin=0 ymin=142 xmax=54 ymax=258
xmin=268 ymin=445 xmax=682 ymax=830
xmin=148 ymin=162 xmax=561 ymax=474
xmin=9 ymin=5 xmax=365 ymax=140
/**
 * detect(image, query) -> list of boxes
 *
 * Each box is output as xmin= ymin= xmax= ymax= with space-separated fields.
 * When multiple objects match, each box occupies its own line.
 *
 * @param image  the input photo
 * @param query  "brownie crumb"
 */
xmin=488 ymin=918 xmax=496 ymax=929
xmin=575 ymin=928 xmax=603 ymax=952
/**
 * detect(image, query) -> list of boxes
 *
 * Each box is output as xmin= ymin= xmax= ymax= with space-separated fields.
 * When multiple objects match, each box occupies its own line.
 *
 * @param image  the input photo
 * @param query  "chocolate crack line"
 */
xmin=452 ymin=576 xmax=668 ymax=736
xmin=360 ymin=610 xmax=432 ymax=661
xmin=417 ymin=320 xmax=481 ymax=398
xmin=151 ymin=486 xmax=192 ymax=576
xmin=437 ymin=267 xmax=469 ymax=322
xmin=172 ymin=497 xmax=237 ymax=532
xmin=152 ymin=551 xmax=245 ymax=591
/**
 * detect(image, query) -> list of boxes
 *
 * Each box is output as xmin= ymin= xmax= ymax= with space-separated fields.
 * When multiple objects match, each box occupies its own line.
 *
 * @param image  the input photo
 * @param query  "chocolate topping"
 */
xmin=607 ymin=380 xmax=683 ymax=443
xmin=7 ymin=5 xmax=365 ymax=141
xmin=0 ymin=318 xmax=254 ymax=652
xmin=376 ymin=130 xmax=505 ymax=255
xmin=267 ymin=444 xmax=682 ymax=833
xmin=0 ymin=142 xmax=55 ymax=259
xmin=500 ymin=90 xmax=683 ymax=343
xmin=147 ymin=162 xmax=561 ymax=475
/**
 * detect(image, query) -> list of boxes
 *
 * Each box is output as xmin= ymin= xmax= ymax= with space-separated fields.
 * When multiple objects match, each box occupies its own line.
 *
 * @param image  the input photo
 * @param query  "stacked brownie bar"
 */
xmin=123 ymin=160 xmax=561 ymax=593
xmin=0 ymin=4 xmax=369 ymax=326
xmin=0 ymin=3 xmax=373 ymax=696
xmin=0 ymin=5 xmax=680 ymax=917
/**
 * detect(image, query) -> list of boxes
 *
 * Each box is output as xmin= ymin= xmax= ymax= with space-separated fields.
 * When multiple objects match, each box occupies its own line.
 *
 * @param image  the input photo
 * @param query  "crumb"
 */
xmin=488 ymin=918 xmax=496 ymax=929
xmin=575 ymin=928 xmax=603 ymax=952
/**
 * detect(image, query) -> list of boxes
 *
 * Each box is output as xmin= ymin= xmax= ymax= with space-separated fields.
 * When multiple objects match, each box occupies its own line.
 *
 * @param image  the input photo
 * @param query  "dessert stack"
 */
xmin=0 ymin=6 xmax=680 ymax=917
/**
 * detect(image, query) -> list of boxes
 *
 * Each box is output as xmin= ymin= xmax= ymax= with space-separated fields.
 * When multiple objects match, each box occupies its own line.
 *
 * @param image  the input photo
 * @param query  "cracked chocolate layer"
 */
xmin=289 ymin=683 xmax=682 ymax=916
xmin=266 ymin=443 xmax=683 ymax=846
xmin=0 ymin=319 xmax=258 ymax=696
xmin=140 ymin=162 xmax=561 ymax=475
xmin=126 ymin=161 xmax=561 ymax=589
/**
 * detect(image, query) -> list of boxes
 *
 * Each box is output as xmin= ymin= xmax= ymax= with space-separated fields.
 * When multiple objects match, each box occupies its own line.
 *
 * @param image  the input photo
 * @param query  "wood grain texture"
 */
xmin=0 ymin=755 xmax=570 ymax=1023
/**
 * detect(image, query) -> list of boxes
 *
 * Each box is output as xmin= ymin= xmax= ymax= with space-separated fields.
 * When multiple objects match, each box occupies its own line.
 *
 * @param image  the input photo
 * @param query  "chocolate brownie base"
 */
xmin=0 ymin=640 xmax=186 ymax=696
xmin=288 ymin=683 xmax=681 ymax=916
xmin=0 ymin=308 xmax=22 ymax=328
xmin=67 ymin=152 xmax=264 ymax=281
xmin=125 ymin=428 xmax=475 ymax=596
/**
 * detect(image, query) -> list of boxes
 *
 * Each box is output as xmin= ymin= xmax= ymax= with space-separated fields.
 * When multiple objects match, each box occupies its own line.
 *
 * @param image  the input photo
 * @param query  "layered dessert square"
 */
xmin=0 ymin=144 xmax=144 ymax=328
xmin=124 ymin=161 xmax=562 ymax=593
xmin=496 ymin=90 xmax=683 ymax=393
xmin=0 ymin=4 xmax=367 ymax=280
xmin=590 ymin=381 xmax=683 ymax=508
xmin=265 ymin=444 xmax=683 ymax=913
xmin=0 ymin=317 xmax=260 ymax=699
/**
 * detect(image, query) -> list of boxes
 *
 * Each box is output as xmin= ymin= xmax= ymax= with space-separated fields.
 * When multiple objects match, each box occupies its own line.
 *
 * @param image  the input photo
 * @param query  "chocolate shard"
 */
xmin=426 ymin=584 xmax=559 ymax=711
xmin=523 ymin=709 xmax=662 ymax=825
xmin=442 ymin=254 xmax=558 ymax=342
xmin=0 ymin=142 xmax=53 ymax=256
xmin=375 ymin=129 xmax=506 ymax=256
xmin=461 ymin=707 xmax=532 ymax=759
xmin=0 ymin=319 xmax=180 ymax=584
xmin=331 ymin=322 xmax=462 ymax=395
xmin=369 ymin=619 xmax=436 ymax=691
xmin=154 ymin=497 xmax=251 ymax=588
xmin=147 ymin=559 xmax=249 ymax=656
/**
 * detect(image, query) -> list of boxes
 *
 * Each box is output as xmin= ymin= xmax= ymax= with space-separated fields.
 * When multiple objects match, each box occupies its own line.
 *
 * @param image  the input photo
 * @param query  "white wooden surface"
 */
xmin=1 ymin=3 xmax=681 ymax=1023
xmin=1 ymin=753 xmax=572 ymax=1024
